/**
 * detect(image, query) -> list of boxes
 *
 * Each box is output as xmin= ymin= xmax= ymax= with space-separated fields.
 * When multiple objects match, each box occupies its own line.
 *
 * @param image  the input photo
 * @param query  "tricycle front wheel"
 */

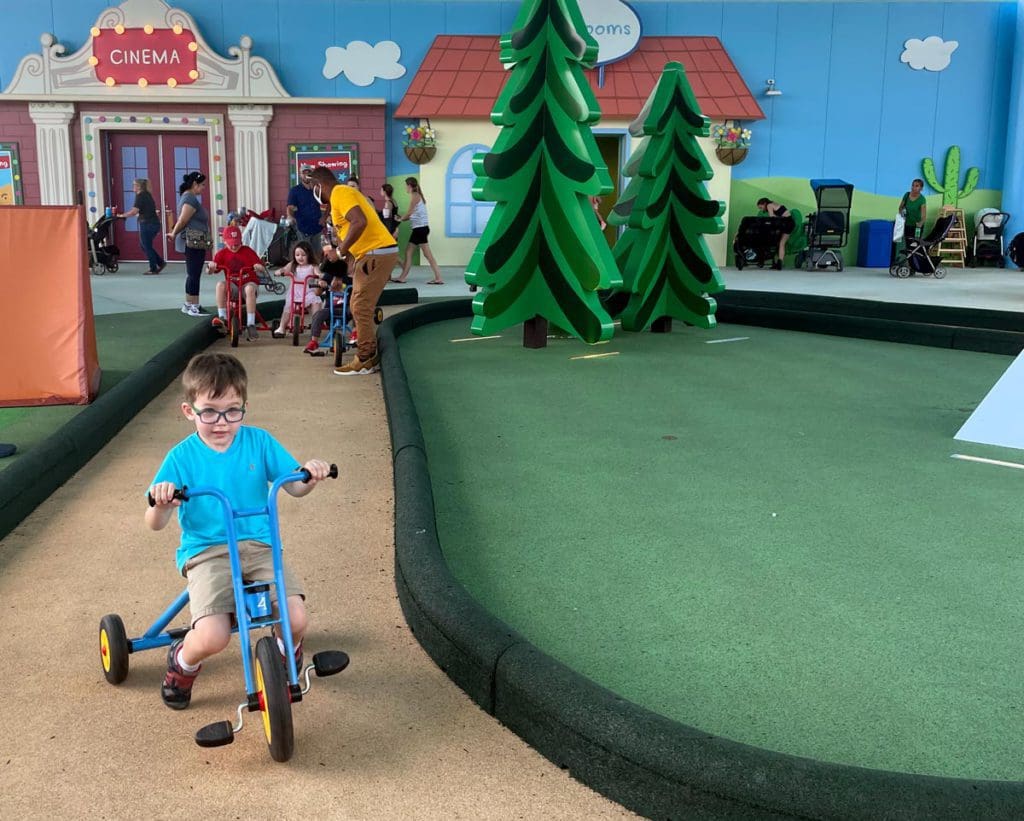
xmin=99 ymin=614 xmax=130 ymax=685
xmin=255 ymin=636 xmax=294 ymax=762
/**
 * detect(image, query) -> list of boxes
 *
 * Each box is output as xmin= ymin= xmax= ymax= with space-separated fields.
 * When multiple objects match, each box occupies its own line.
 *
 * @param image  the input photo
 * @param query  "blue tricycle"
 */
xmin=98 ymin=464 xmax=348 ymax=762
xmin=311 ymin=283 xmax=384 ymax=366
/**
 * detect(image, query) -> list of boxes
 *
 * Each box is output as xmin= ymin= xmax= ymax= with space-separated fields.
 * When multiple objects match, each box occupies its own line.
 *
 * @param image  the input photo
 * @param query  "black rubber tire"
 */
xmin=255 ymin=636 xmax=294 ymax=762
xmin=333 ymin=329 xmax=345 ymax=368
xmin=108 ymin=262 xmax=119 ymax=273
xmin=274 ymin=281 xmax=287 ymax=295
xmin=374 ymin=307 xmax=384 ymax=324
xmin=292 ymin=318 xmax=301 ymax=347
xmin=99 ymin=614 xmax=130 ymax=685
xmin=230 ymin=314 xmax=239 ymax=348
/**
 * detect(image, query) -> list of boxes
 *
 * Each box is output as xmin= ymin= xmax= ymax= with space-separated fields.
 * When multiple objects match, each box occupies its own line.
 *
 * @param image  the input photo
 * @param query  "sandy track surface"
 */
xmin=0 ymin=334 xmax=630 ymax=820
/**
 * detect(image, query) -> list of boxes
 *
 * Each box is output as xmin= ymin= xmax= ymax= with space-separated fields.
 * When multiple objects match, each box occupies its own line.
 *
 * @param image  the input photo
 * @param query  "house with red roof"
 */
xmin=395 ymin=35 xmax=763 ymax=267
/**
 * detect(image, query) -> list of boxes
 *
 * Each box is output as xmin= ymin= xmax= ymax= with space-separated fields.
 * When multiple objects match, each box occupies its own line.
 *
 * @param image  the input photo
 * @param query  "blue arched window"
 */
xmin=446 ymin=144 xmax=494 ymax=237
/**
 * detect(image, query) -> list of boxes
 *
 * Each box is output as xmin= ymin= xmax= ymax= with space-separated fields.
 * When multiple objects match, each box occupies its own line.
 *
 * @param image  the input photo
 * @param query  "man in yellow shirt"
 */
xmin=310 ymin=167 xmax=399 ymax=375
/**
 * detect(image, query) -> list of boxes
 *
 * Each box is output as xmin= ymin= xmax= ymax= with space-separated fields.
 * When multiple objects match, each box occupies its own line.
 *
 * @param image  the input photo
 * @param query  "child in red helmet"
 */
xmin=208 ymin=225 xmax=267 ymax=341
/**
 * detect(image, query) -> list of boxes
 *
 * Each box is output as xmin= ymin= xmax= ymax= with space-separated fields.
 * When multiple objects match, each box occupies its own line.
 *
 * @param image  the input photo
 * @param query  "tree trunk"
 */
xmin=523 ymin=316 xmax=549 ymax=348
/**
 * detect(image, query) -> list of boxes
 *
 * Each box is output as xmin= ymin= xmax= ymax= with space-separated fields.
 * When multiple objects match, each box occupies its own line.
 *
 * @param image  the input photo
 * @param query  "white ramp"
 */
xmin=955 ymin=350 xmax=1024 ymax=450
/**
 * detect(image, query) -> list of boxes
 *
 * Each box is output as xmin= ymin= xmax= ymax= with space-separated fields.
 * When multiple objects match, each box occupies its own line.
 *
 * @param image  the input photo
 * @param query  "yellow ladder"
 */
xmin=936 ymin=206 xmax=967 ymax=268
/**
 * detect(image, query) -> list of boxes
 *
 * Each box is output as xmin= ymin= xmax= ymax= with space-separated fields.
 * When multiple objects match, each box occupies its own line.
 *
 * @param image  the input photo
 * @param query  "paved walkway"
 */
xmin=90 ymin=260 xmax=1024 ymax=316
xmin=0 ymin=311 xmax=630 ymax=820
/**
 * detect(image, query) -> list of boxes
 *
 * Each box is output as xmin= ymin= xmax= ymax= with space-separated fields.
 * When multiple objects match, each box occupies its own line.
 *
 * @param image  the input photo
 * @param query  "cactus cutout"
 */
xmin=922 ymin=146 xmax=980 ymax=207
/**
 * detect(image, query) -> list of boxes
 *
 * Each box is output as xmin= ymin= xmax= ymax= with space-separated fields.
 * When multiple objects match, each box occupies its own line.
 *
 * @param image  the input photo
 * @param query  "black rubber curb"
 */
xmin=716 ymin=291 xmax=1024 ymax=355
xmin=381 ymin=295 xmax=1024 ymax=819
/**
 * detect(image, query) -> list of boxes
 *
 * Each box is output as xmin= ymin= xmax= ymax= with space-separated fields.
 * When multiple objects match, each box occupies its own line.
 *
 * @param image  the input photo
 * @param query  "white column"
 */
xmin=227 ymin=105 xmax=274 ymax=213
xmin=29 ymin=102 xmax=75 ymax=205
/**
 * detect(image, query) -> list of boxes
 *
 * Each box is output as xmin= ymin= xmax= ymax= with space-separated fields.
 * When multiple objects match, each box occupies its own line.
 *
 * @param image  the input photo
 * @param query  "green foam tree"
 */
xmin=922 ymin=145 xmax=980 ymax=207
xmin=606 ymin=62 xmax=725 ymax=332
xmin=465 ymin=0 xmax=621 ymax=345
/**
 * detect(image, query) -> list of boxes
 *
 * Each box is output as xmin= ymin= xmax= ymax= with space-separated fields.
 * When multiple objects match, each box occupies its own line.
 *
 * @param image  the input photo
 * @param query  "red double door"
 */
xmin=105 ymin=132 xmax=209 ymax=262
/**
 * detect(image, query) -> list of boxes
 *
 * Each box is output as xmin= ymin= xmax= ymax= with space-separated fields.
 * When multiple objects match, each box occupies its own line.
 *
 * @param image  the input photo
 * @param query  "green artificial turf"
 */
xmin=0 ymin=310 xmax=195 ymax=469
xmin=400 ymin=318 xmax=1024 ymax=781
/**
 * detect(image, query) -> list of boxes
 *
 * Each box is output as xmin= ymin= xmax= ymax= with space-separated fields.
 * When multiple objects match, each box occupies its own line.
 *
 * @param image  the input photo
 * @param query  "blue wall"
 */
xmin=0 ymin=0 xmax=1015 ymax=196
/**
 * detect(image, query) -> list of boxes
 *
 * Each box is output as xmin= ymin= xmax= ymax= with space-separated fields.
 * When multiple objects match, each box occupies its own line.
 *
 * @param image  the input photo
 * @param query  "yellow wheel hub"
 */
xmin=255 ymin=658 xmax=272 ymax=743
xmin=100 ymin=630 xmax=111 ymax=673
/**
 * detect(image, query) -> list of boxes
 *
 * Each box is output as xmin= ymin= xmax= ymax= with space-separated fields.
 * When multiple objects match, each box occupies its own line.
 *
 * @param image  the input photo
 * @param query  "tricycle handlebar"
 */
xmin=147 ymin=463 xmax=337 ymax=507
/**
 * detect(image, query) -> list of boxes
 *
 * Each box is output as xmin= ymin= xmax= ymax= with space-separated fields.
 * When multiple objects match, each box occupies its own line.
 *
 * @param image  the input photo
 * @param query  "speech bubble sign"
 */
xmin=579 ymin=0 xmax=642 ymax=67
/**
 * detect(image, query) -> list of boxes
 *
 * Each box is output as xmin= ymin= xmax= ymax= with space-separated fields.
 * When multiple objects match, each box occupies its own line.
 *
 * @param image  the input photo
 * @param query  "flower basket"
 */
xmin=711 ymin=123 xmax=752 ymax=166
xmin=715 ymin=147 xmax=749 ymax=166
xmin=404 ymin=145 xmax=436 ymax=165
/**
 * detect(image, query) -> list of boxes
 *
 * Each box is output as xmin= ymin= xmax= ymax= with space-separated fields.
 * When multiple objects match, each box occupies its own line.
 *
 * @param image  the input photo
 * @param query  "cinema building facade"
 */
xmin=0 ymin=0 xmax=385 ymax=262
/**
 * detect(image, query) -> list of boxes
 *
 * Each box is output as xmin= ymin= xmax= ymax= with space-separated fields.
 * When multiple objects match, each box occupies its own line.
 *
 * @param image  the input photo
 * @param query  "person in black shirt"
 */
xmin=120 ymin=178 xmax=166 ymax=275
xmin=302 ymin=240 xmax=352 ymax=355
xmin=756 ymin=197 xmax=796 ymax=270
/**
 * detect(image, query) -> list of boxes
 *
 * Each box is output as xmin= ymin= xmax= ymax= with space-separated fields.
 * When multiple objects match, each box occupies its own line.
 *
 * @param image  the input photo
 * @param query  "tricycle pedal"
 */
xmin=313 ymin=650 xmax=350 ymax=677
xmin=195 ymin=721 xmax=235 ymax=748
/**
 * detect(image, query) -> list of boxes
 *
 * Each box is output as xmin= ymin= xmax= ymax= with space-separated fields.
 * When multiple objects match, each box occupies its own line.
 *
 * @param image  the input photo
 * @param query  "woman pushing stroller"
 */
xmin=756 ymin=198 xmax=796 ymax=270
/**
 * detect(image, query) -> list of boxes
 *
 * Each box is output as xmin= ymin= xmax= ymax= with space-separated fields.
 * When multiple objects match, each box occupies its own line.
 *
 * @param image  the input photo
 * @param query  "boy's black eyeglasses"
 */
xmin=190 ymin=404 xmax=246 ymax=424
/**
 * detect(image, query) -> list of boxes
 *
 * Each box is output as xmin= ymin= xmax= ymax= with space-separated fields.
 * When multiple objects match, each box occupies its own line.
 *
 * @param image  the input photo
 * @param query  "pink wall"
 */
xmin=267 ymin=104 xmax=386 ymax=213
xmin=0 ymin=101 xmax=40 ymax=205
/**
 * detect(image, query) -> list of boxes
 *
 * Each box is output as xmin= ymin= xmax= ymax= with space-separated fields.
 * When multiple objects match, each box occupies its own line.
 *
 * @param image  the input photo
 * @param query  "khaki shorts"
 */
xmin=184 ymin=542 xmax=305 ymax=626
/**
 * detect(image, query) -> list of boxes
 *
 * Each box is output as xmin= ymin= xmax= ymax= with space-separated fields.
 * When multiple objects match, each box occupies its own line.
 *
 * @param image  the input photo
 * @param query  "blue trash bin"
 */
xmin=858 ymin=219 xmax=894 ymax=268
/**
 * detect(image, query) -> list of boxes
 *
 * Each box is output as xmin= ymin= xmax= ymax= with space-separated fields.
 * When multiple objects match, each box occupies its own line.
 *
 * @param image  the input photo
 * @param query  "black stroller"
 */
xmin=88 ymin=214 xmax=120 ymax=275
xmin=266 ymin=222 xmax=298 ymax=268
xmin=969 ymin=209 xmax=1010 ymax=268
xmin=890 ymin=214 xmax=954 ymax=279
xmin=801 ymin=179 xmax=853 ymax=271
xmin=733 ymin=216 xmax=790 ymax=269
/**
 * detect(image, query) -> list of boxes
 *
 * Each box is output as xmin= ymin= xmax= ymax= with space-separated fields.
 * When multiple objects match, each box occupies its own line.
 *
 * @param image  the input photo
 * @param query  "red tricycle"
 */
xmin=210 ymin=265 xmax=273 ymax=348
xmin=273 ymin=270 xmax=321 ymax=347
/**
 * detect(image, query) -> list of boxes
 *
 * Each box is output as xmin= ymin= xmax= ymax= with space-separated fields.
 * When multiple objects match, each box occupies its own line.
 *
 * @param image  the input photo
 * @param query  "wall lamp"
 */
xmin=764 ymin=79 xmax=782 ymax=97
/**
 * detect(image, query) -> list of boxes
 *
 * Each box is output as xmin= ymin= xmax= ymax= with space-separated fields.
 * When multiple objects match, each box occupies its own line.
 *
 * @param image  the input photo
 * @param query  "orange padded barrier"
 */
xmin=0 ymin=206 xmax=100 ymax=406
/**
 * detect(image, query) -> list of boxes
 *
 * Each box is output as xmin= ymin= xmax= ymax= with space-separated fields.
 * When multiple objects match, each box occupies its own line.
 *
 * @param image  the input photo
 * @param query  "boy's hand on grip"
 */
xmin=149 ymin=482 xmax=181 ymax=508
xmin=302 ymin=459 xmax=332 ymax=485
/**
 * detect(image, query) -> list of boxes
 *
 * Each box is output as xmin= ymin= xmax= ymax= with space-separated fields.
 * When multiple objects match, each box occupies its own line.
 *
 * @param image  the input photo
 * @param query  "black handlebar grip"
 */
xmin=300 ymin=463 xmax=339 ymax=483
xmin=147 ymin=487 xmax=188 ymax=507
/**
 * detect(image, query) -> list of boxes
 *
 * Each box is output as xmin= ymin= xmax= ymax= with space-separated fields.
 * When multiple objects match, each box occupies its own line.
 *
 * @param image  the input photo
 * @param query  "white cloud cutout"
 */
xmin=901 ymin=36 xmax=958 ymax=72
xmin=323 ymin=41 xmax=406 ymax=86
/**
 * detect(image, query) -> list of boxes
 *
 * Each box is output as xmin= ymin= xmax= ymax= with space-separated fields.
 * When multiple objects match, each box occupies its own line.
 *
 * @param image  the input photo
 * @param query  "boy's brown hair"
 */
xmin=182 ymin=353 xmax=248 ymax=404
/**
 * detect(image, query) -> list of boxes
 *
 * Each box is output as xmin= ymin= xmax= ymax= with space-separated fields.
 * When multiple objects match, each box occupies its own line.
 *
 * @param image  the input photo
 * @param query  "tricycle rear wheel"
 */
xmin=255 ymin=636 xmax=294 ymax=762
xmin=99 ymin=614 xmax=130 ymax=685
xmin=333 ymin=329 xmax=345 ymax=367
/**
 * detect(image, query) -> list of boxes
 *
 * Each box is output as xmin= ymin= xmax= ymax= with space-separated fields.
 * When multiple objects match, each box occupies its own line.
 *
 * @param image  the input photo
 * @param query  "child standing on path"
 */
xmin=146 ymin=352 xmax=332 ymax=709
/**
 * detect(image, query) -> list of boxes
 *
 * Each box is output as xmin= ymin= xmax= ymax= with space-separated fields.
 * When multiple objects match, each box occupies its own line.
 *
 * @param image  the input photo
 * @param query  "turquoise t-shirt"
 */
xmin=151 ymin=426 xmax=298 ymax=572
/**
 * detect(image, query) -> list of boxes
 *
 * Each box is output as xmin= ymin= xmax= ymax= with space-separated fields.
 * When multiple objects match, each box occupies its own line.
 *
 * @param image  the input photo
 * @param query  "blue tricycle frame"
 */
xmin=98 ymin=464 xmax=348 ymax=762
xmin=312 ymin=283 xmax=384 ymax=366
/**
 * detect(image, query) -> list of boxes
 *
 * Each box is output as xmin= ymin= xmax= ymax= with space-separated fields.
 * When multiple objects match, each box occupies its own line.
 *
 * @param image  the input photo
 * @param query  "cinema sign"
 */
xmin=90 ymin=24 xmax=199 ymax=87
